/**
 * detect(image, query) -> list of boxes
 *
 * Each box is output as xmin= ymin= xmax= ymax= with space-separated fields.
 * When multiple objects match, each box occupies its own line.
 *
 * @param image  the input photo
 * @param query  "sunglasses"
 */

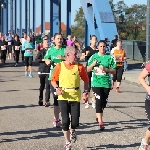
xmin=100 ymin=46 xmax=106 ymax=47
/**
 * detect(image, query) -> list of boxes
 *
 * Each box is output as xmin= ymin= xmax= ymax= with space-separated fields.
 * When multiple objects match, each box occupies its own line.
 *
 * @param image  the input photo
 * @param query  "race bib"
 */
xmin=94 ymin=67 xmax=106 ymax=75
xmin=1 ymin=46 xmax=5 ymax=50
xmin=15 ymin=46 xmax=20 ymax=50
xmin=8 ymin=42 xmax=11 ymax=45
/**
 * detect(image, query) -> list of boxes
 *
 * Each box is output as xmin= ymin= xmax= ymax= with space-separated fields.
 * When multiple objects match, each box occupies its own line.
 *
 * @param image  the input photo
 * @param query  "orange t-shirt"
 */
xmin=51 ymin=62 xmax=89 ymax=82
xmin=114 ymin=49 xmax=125 ymax=66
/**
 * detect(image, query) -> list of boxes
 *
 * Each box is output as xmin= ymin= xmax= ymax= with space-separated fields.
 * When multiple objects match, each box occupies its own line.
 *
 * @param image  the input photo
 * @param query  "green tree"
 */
xmin=110 ymin=0 xmax=146 ymax=40
xmin=71 ymin=7 xmax=85 ymax=38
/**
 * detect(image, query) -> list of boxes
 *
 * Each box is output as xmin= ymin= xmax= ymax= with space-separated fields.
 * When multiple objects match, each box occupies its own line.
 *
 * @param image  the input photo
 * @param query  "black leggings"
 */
xmin=113 ymin=66 xmax=124 ymax=82
xmin=50 ymin=81 xmax=59 ymax=106
xmin=24 ymin=56 xmax=32 ymax=66
xmin=0 ymin=50 xmax=7 ymax=63
xmin=87 ymin=71 xmax=92 ymax=92
xmin=14 ymin=50 xmax=20 ymax=63
xmin=39 ymin=74 xmax=50 ymax=102
xmin=58 ymin=100 xmax=80 ymax=131
xmin=92 ymin=87 xmax=110 ymax=113
xmin=21 ymin=51 xmax=25 ymax=61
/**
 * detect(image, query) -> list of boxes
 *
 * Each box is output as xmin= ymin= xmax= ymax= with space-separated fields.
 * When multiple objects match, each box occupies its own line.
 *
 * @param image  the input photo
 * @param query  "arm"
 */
xmin=124 ymin=51 xmax=127 ymax=60
xmin=51 ymin=64 xmax=64 ymax=95
xmin=78 ymin=64 xmax=89 ymax=91
xmin=35 ymin=51 xmax=43 ymax=63
xmin=138 ymin=66 xmax=150 ymax=93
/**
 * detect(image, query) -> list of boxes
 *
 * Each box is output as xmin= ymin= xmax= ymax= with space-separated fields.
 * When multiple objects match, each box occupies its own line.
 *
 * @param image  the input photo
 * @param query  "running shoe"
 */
xmin=45 ymin=102 xmax=50 ymax=107
xmin=139 ymin=139 xmax=148 ymax=150
xmin=25 ymin=73 xmax=28 ymax=77
xmin=92 ymin=101 xmax=96 ymax=108
xmin=53 ymin=119 xmax=61 ymax=128
xmin=99 ymin=122 xmax=105 ymax=130
xmin=85 ymin=102 xmax=89 ymax=109
xmin=70 ymin=130 xmax=77 ymax=143
xmin=116 ymin=87 xmax=121 ymax=93
xmin=38 ymin=100 xmax=43 ymax=106
xmin=29 ymin=74 xmax=33 ymax=78
xmin=65 ymin=142 xmax=72 ymax=150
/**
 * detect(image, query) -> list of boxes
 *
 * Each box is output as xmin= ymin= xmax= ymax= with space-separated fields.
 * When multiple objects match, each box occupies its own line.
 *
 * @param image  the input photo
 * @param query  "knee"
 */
xmin=53 ymin=97 xmax=58 ymax=106
xmin=62 ymin=119 xmax=70 ymax=131
xmin=71 ymin=120 xmax=79 ymax=129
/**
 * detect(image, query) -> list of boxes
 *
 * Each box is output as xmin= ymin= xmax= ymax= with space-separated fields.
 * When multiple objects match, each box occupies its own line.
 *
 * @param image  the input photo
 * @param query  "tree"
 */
xmin=71 ymin=7 xmax=85 ymax=38
xmin=110 ymin=0 xmax=146 ymax=40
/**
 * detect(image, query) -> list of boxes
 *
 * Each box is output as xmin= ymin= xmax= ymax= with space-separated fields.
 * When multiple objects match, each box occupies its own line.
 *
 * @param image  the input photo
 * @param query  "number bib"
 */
xmin=15 ymin=46 xmax=20 ymax=50
xmin=94 ymin=67 xmax=106 ymax=75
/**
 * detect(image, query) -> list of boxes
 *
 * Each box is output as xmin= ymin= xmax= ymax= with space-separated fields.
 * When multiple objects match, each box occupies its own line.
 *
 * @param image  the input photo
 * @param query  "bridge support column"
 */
xmin=25 ymin=0 xmax=28 ymax=34
xmin=19 ymin=0 xmax=22 ymax=37
xmin=33 ymin=0 xmax=36 ymax=34
xmin=66 ymin=0 xmax=71 ymax=36
xmin=50 ymin=0 xmax=59 ymax=37
xmin=14 ymin=0 xmax=17 ymax=34
xmin=41 ymin=0 xmax=45 ymax=34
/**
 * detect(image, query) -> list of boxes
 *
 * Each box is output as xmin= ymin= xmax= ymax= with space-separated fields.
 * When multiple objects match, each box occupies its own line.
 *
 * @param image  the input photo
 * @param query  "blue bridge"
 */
xmin=0 ymin=0 xmax=118 ymax=46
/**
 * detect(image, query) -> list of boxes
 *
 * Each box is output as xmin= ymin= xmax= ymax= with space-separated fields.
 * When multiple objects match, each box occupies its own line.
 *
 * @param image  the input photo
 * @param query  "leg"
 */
xmin=28 ymin=56 xmax=33 ymax=77
xmin=45 ymin=74 xmax=50 ymax=105
xmin=58 ymin=100 xmax=71 ymax=145
xmin=39 ymin=75 xmax=45 ymax=106
xmin=103 ymin=88 xmax=110 ymax=109
xmin=92 ymin=87 xmax=105 ymax=130
xmin=21 ymin=50 xmax=25 ymax=62
xmin=51 ymin=81 xmax=61 ymax=127
xmin=24 ymin=57 xmax=29 ymax=76
xmin=139 ymin=98 xmax=150 ymax=149
xmin=112 ymin=68 xmax=117 ymax=88
xmin=116 ymin=66 xmax=124 ymax=92
xmin=70 ymin=101 xmax=80 ymax=143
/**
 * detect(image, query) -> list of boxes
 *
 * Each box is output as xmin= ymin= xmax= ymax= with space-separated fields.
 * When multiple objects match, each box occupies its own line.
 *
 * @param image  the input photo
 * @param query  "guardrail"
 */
xmin=122 ymin=40 xmax=146 ymax=62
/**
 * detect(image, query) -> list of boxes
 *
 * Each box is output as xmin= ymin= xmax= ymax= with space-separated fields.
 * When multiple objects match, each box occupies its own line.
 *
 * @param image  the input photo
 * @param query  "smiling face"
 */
xmin=97 ymin=41 xmax=106 ymax=55
xmin=54 ymin=34 xmax=63 ymax=47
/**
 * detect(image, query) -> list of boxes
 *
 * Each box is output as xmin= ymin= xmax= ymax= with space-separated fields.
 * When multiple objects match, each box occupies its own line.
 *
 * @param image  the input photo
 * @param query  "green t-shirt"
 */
xmin=87 ymin=53 xmax=116 ymax=88
xmin=44 ymin=46 xmax=65 ymax=80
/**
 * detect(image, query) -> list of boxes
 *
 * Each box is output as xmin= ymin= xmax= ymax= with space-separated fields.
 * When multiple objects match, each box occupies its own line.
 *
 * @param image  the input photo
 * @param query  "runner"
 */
xmin=0 ymin=36 xmax=7 ymax=65
xmin=138 ymin=63 xmax=150 ymax=150
xmin=87 ymin=41 xmax=116 ymax=130
xmin=13 ymin=34 xmax=22 ymax=66
xmin=35 ymin=39 xmax=51 ymax=107
xmin=51 ymin=46 xmax=89 ymax=150
xmin=80 ymin=35 xmax=98 ymax=108
xmin=5 ymin=33 xmax=13 ymax=60
xmin=66 ymin=35 xmax=74 ymax=46
xmin=20 ymin=33 xmax=27 ymax=64
xmin=112 ymin=40 xmax=127 ymax=92
xmin=22 ymin=35 xmax=34 ymax=77
xmin=44 ymin=33 xmax=65 ymax=127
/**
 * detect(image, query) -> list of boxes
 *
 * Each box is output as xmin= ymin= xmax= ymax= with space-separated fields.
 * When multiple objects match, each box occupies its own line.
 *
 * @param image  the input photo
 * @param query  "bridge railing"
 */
xmin=122 ymin=40 xmax=146 ymax=62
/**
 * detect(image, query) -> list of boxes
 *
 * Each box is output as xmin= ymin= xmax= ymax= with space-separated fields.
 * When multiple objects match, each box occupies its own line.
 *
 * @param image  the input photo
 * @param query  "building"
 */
xmin=36 ymin=22 xmax=66 ymax=34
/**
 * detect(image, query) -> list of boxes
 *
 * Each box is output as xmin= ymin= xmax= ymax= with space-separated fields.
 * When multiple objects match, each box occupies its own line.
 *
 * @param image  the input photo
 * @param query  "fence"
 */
xmin=122 ymin=40 xmax=146 ymax=62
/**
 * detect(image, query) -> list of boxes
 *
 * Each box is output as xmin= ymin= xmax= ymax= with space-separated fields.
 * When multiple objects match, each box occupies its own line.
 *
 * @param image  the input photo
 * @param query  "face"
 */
xmin=54 ymin=34 xmax=63 ymax=46
xmin=90 ymin=37 xmax=97 ymax=46
xmin=24 ymin=34 xmax=27 ymax=39
xmin=43 ymin=40 xmax=49 ymax=48
xmin=15 ymin=36 xmax=18 ymax=40
xmin=68 ymin=35 xmax=71 ymax=39
xmin=98 ymin=42 xmax=106 ymax=54
xmin=117 ymin=41 xmax=122 ymax=47
xmin=27 ymin=36 xmax=30 ymax=41
xmin=67 ymin=49 xmax=77 ymax=64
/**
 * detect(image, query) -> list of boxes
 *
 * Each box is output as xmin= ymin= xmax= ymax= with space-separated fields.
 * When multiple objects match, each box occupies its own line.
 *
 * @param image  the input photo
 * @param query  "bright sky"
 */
xmin=8 ymin=0 xmax=147 ymax=29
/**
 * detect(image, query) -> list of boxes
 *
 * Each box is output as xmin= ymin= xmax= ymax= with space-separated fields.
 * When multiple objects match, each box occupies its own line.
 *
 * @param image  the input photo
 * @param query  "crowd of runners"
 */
xmin=0 ymin=32 xmax=150 ymax=150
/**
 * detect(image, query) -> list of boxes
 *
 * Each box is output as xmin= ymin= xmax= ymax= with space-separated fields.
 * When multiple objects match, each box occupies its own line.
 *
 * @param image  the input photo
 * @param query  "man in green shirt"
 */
xmin=44 ymin=33 xmax=65 ymax=128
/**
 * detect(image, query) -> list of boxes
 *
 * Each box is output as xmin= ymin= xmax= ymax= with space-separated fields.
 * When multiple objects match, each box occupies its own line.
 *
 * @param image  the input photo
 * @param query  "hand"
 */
xmin=57 ymin=55 xmax=64 ymax=59
xmin=56 ymin=88 xmax=64 ymax=95
xmin=91 ymin=60 xmax=97 ymax=67
xmin=82 ymin=92 xmax=88 ymax=103
xmin=45 ymin=59 xmax=51 ymax=65
xmin=99 ymin=65 xmax=108 ymax=72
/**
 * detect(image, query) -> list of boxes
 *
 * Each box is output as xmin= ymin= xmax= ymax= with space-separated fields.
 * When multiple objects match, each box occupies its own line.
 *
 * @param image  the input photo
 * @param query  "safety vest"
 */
xmin=58 ymin=62 xmax=81 ymax=102
xmin=114 ymin=49 xmax=125 ymax=66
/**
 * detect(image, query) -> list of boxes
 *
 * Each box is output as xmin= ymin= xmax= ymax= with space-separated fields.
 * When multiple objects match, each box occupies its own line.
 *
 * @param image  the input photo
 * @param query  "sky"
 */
xmin=7 ymin=0 xmax=147 ymax=29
